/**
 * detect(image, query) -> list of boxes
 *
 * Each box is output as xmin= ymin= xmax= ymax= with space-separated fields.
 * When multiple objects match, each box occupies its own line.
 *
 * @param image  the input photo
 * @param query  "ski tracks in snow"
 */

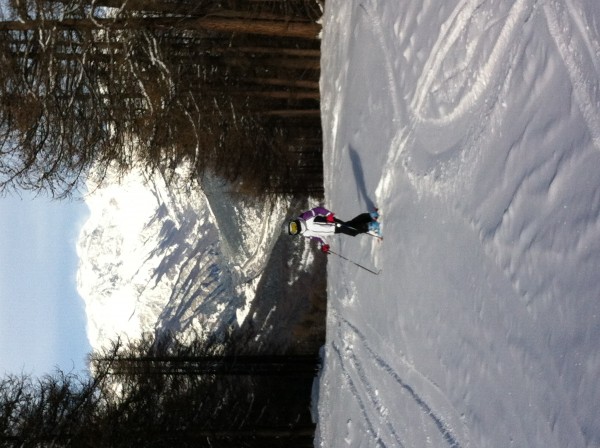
xmin=360 ymin=0 xmax=600 ymax=205
xmin=329 ymin=307 xmax=472 ymax=448
xmin=543 ymin=0 xmax=600 ymax=151
xmin=359 ymin=1 xmax=403 ymax=121
xmin=411 ymin=0 xmax=534 ymax=127
xmin=323 ymin=0 xmax=600 ymax=444
xmin=364 ymin=0 xmax=537 ymax=204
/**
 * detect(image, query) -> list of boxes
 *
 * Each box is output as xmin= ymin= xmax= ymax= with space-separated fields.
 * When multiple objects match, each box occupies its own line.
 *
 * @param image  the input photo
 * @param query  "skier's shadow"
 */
xmin=349 ymin=145 xmax=377 ymax=210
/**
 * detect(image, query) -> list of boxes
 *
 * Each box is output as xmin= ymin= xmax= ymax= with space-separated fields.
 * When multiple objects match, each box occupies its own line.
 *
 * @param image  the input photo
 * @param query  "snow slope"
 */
xmin=77 ymin=167 xmax=288 ymax=350
xmin=317 ymin=0 xmax=600 ymax=447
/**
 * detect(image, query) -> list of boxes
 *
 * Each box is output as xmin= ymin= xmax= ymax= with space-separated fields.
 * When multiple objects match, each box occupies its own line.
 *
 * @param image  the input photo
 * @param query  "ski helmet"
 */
xmin=288 ymin=219 xmax=301 ymax=235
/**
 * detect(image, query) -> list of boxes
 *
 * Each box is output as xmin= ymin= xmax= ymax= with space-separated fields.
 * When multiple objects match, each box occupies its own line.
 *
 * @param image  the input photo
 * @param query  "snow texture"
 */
xmin=316 ymin=1 xmax=600 ymax=447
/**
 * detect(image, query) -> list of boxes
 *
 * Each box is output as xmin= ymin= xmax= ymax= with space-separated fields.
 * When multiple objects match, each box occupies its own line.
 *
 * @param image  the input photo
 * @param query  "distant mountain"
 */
xmin=76 ymin=167 xmax=289 ymax=352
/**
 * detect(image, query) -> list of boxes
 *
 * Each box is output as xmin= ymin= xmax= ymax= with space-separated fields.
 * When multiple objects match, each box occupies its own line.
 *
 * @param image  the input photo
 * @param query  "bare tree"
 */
xmin=0 ymin=0 xmax=323 ymax=198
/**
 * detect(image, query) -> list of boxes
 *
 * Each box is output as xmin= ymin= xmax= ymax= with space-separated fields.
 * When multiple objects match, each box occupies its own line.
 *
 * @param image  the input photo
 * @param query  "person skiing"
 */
xmin=287 ymin=206 xmax=380 ymax=254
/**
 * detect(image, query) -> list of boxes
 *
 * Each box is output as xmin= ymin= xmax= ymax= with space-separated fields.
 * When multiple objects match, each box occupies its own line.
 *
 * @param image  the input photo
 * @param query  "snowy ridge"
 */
xmin=317 ymin=0 xmax=600 ymax=446
xmin=77 ymin=166 xmax=286 ymax=351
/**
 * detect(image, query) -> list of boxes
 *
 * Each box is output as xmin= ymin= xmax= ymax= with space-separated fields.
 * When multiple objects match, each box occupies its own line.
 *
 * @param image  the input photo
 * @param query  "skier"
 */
xmin=287 ymin=206 xmax=380 ymax=254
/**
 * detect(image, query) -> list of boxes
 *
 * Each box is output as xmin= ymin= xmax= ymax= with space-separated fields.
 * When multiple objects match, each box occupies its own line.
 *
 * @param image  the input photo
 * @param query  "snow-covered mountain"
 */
xmin=76 ymin=166 xmax=289 ymax=351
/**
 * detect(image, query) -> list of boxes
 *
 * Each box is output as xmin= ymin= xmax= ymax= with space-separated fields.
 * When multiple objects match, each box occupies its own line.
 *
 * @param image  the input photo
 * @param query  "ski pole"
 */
xmin=327 ymin=249 xmax=381 ymax=275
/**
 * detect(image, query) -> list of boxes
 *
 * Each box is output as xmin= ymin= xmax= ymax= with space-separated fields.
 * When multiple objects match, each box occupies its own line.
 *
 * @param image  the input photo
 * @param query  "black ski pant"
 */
xmin=334 ymin=213 xmax=373 ymax=236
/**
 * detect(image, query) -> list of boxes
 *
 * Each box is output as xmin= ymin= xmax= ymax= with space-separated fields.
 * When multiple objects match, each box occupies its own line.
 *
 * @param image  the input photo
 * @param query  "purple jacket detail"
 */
xmin=297 ymin=207 xmax=334 ymax=246
xmin=299 ymin=206 xmax=331 ymax=221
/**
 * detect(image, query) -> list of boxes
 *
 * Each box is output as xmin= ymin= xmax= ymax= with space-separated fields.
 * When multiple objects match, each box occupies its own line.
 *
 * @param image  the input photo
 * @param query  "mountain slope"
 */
xmin=77 ymin=167 xmax=289 ymax=350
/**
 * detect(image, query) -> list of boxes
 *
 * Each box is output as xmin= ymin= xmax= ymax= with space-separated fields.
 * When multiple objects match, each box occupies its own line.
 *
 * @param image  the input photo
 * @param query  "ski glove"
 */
xmin=321 ymin=244 xmax=330 ymax=254
xmin=326 ymin=213 xmax=335 ymax=223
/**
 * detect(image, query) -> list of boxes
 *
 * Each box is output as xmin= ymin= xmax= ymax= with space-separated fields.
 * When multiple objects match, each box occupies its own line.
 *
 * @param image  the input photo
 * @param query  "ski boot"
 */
xmin=367 ymin=221 xmax=382 ymax=237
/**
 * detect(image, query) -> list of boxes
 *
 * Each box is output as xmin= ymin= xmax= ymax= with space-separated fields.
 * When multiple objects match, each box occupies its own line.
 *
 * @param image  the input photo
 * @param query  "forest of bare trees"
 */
xmin=0 ymin=0 xmax=324 ymax=198
xmin=0 ymin=0 xmax=326 ymax=443
xmin=1 ymin=333 xmax=319 ymax=447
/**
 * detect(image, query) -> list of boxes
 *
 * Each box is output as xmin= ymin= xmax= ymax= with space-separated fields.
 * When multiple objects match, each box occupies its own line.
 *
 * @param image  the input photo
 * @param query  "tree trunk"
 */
xmin=0 ymin=16 xmax=321 ymax=39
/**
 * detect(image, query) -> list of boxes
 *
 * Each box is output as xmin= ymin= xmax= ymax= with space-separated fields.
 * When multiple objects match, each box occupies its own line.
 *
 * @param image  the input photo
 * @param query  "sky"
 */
xmin=0 ymin=0 xmax=92 ymax=377
xmin=0 ymin=192 xmax=91 ymax=376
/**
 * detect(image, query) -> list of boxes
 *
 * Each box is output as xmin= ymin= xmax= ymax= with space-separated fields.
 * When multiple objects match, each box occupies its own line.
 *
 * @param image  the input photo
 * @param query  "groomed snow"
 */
xmin=316 ymin=1 xmax=600 ymax=447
